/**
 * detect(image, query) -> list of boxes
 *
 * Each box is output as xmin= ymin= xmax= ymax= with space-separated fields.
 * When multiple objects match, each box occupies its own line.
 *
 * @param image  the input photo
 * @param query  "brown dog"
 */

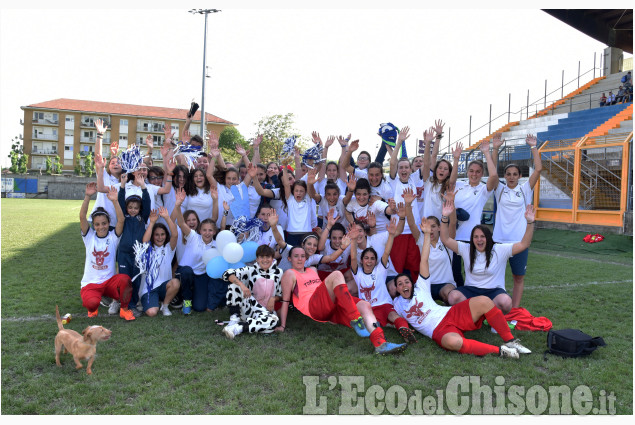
xmin=54 ymin=306 xmax=111 ymax=375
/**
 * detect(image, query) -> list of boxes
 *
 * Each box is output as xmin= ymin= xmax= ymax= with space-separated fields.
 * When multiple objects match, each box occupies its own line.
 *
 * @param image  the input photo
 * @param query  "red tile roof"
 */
xmin=23 ymin=98 xmax=235 ymax=125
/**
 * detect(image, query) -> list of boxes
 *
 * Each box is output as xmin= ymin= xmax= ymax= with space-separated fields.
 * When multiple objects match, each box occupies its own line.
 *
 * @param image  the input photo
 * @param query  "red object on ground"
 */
xmin=504 ymin=307 xmax=553 ymax=331
xmin=583 ymin=234 xmax=605 ymax=243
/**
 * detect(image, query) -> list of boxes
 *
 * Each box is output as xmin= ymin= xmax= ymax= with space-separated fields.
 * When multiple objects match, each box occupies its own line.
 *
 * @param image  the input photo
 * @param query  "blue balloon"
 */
xmin=206 ymin=256 xmax=229 ymax=279
xmin=241 ymin=241 xmax=259 ymax=263
xmin=229 ymin=261 xmax=246 ymax=269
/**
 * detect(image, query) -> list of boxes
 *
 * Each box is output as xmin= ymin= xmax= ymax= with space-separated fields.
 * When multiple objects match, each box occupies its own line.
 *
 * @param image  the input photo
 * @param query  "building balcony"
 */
xmin=31 ymin=149 xmax=58 ymax=155
xmin=33 ymin=133 xmax=58 ymax=141
xmin=80 ymin=120 xmax=110 ymax=128
xmin=136 ymin=124 xmax=165 ymax=133
xmin=80 ymin=136 xmax=111 ymax=143
xmin=32 ymin=118 xmax=59 ymax=125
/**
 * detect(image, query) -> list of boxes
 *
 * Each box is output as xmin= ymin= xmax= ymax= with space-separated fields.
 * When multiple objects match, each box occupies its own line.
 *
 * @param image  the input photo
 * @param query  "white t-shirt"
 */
xmin=125 ymin=182 xmax=160 ymax=213
xmin=139 ymin=244 xmax=176 ymax=297
xmin=388 ymin=175 xmax=421 ymax=234
xmin=181 ymin=187 xmax=214 ymax=222
xmin=80 ymin=228 xmax=121 ymax=288
xmin=286 ymin=194 xmax=313 ymax=233
xmin=353 ymin=261 xmax=393 ymax=307
xmin=277 ymin=244 xmax=323 ymax=271
xmin=179 ymin=230 xmax=216 ymax=275
xmin=422 ymin=178 xmax=444 ymax=222
xmin=354 ymin=168 xmax=369 ymax=180
xmin=457 ymin=241 xmax=514 ymax=289
xmin=355 ymin=232 xmax=398 ymax=275
xmin=318 ymin=197 xmax=348 ymax=228
xmin=246 ymin=184 xmax=261 ymax=219
xmin=316 ymin=178 xmax=347 ymax=198
xmin=91 ymin=169 xmax=120 ymax=226
xmin=175 ymin=227 xmax=188 ymax=265
xmin=259 ymin=225 xmax=284 ymax=249
xmin=269 ymin=188 xmax=289 ymax=230
xmin=316 ymin=241 xmax=351 ymax=273
xmin=416 ymin=237 xmax=456 ymax=286
xmin=493 ymin=181 xmax=532 ymax=243
xmin=454 ymin=181 xmax=492 ymax=241
xmin=346 ymin=198 xmax=390 ymax=232
xmin=216 ymin=184 xmax=236 ymax=227
xmin=370 ymin=179 xmax=393 ymax=202
xmin=393 ymin=275 xmax=450 ymax=338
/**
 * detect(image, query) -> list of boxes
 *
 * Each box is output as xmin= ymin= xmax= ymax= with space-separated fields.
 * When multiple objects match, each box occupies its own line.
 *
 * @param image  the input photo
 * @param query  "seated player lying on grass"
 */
xmin=350 ymin=215 xmax=417 ymax=344
xmin=392 ymin=217 xmax=531 ymax=358
xmin=220 ymin=245 xmax=283 ymax=340
xmin=276 ymin=246 xmax=408 ymax=355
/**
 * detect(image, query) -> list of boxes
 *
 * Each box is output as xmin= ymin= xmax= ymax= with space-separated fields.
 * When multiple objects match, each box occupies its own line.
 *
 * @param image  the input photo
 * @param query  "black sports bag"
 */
xmin=544 ymin=328 xmax=606 ymax=360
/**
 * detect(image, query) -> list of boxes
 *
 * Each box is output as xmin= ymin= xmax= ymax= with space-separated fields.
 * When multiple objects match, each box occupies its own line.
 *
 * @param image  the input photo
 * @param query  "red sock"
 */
xmin=370 ymin=328 xmax=387 ymax=348
xmin=458 ymin=338 xmax=500 ymax=356
xmin=484 ymin=307 xmax=514 ymax=342
xmin=333 ymin=284 xmax=361 ymax=323
xmin=393 ymin=317 xmax=409 ymax=330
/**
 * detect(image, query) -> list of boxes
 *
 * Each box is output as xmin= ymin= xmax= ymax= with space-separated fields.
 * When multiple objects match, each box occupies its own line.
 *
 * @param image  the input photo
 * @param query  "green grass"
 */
xmin=1 ymin=199 xmax=633 ymax=414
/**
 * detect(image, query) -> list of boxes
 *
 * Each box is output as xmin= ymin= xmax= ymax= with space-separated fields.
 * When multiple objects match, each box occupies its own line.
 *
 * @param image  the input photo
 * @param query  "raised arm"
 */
xmin=173 ymin=188 xmax=193 ymax=237
xmin=306 ymin=168 xmax=322 ymax=204
xmin=337 ymin=134 xmax=352 ymax=180
xmin=143 ymin=209 xmax=159 ymax=243
xmin=248 ymin=163 xmax=275 ymax=198
xmin=349 ymin=229 xmax=359 ymax=274
xmin=210 ymin=185 xmax=220 ymax=224
xmin=401 ymin=187 xmax=419 ymax=240
xmin=268 ymin=209 xmax=287 ymax=251
xmin=449 ymin=142 xmax=462 ymax=185
xmin=420 ymin=127 xmax=435 ymax=181
xmin=94 ymin=119 xmax=108 ymax=157
xmin=317 ymin=135 xmax=335 ymax=182
xmin=80 ymin=183 xmax=97 ymax=235
xmin=342 ymin=173 xmax=356 ymax=206
xmin=339 ymin=138 xmax=359 ymax=176
xmin=281 ymin=163 xmax=292 ymax=200
xmin=389 ymin=127 xmax=410 ymax=180
xmin=490 ymin=132 xmax=505 ymax=170
xmin=418 ymin=218 xmax=432 ymax=278
xmin=526 ymin=134 xmax=542 ymax=190
xmin=156 ymin=151 xmax=175 ymax=195
xmin=293 ymin=146 xmax=305 ymax=180
xmin=251 ymin=134 xmax=262 ymax=166
xmin=143 ymin=134 xmax=154 ymax=168
xmin=439 ymin=200 xmax=459 ymax=254
xmin=480 ymin=139 xmax=499 ymax=192
xmin=382 ymin=217 xmax=399 ymax=267
xmin=512 ymin=205 xmax=536 ymax=255
xmin=319 ymin=233 xmax=351 ymax=264
xmin=318 ymin=208 xmax=337 ymax=251
xmin=430 ymin=119 xmax=445 ymax=169
xmin=94 ymin=153 xmax=110 ymax=194
xmin=107 ymin=186 xmax=125 ymax=237
xmin=159 ymin=206 xmax=178 ymax=249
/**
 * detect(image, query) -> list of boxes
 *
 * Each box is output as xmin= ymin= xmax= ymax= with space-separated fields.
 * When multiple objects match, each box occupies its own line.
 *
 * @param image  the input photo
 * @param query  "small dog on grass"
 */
xmin=54 ymin=306 xmax=111 ymax=375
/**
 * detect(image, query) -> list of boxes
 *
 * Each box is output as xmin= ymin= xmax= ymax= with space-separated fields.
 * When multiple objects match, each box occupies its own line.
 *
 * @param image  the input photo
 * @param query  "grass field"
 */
xmin=1 ymin=198 xmax=633 ymax=415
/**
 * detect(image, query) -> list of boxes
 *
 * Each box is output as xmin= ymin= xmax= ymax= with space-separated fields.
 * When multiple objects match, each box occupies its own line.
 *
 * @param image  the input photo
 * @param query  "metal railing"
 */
xmin=32 ymin=118 xmax=59 ymax=125
xmin=80 ymin=136 xmax=111 ymax=143
xmin=32 ymin=133 xmax=58 ymax=141
xmin=136 ymin=124 xmax=165 ymax=133
xmin=31 ymin=149 xmax=58 ymax=155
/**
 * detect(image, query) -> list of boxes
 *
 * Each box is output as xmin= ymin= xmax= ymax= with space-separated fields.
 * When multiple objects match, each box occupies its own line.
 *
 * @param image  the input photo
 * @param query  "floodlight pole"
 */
xmin=189 ymin=8 xmax=221 ymax=138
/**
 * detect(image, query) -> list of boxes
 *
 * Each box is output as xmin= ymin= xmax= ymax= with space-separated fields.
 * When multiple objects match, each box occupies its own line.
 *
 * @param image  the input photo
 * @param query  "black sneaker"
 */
xmin=100 ymin=297 xmax=113 ymax=308
xmin=170 ymin=294 xmax=183 ymax=309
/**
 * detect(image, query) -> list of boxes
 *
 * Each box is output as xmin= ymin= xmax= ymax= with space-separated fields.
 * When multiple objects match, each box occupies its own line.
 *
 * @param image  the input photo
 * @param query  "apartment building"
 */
xmin=21 ymin=99 xmax=236 ymax=171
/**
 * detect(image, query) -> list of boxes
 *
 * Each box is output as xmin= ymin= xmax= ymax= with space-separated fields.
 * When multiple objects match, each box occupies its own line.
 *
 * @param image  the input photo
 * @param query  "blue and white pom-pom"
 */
xmin=301 ymin=143 xmax=326 ymax=169
xmin=119 ymin=145 xmax=146 ymax=173
xmin=131 ymin=241 xmax=164 ymax=300
xmin=230 ymin=216 xmax=265 ymax=243
xmin=172 ymin=142 xmax=202 ymax=170
xmin=280 ymin=135 xmax=297 ymax=160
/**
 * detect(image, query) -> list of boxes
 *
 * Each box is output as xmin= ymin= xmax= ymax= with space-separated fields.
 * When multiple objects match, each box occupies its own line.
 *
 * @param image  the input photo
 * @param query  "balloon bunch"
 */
xmin=204 ymin=230 xmax=260 ymax=278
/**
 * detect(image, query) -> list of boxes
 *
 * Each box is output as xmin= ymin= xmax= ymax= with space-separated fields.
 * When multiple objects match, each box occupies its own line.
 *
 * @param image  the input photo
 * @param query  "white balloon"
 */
xmin=216 ymin=230 xmax=237 ymax=252
xmin=222 ymin=242 xmax=244 ymax=264
xmin=202 ymin=247 xmax=220 ymax=264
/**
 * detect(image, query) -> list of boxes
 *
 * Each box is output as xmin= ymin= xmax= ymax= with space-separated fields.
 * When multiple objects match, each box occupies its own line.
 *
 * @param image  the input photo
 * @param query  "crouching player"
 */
xmin=221 ymin=245 xmax=283 ymax=339
xmin=392 ymin=218 xmax=531 ymax=358
xmin=277 ymin=246 xmax=407 ymax=355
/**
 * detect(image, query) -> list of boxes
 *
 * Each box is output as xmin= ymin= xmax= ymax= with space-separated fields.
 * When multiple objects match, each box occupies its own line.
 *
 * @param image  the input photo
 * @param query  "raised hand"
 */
xmin=236 ymin=144 xmax=247 ymax=157
xmin=106 ymin=186 xmax=118 ymax=202
xmin=307 ymin=168 xmax=319 ymax=186
xmin=134 ymin=172 xmax=146 ymax=189
xmin=163 ymin=124 xmax=175 ymax=143
xmin=85 ymin=182 xmax=97 ymax=197
xmin=387 ymin=217 xmax=398 ymax=235
xmin=423 ymin=128 xmax=435 ymax=143
xmin=441 ymin=199 xmax=455 ymax=217
xmin=479 ymin=140 xmax=490 ymax=154
xmin=452 ymin=142 xmax=464 ymax=160
xmin=442 ymin=182 xmax=456 ymax=203
xmin=181 ymin=130 xmax=191 ymax=144
xmin=397 ymin=201 xmax=406 ymax=218
xmin=165 ymin=154 xmax=176 ymax=174
xmin=327 ymin=208 xmax=337 ymax=227
xmin=158 ymin=206 xmax=169 ymax=218
xmin=208 ymin=131 xmax=219 ymax=150
xmin=525 ymin=134 xmax=537 ymax=148
xmin=145 ymin=134 xmax=154 ymax=149
xmin=149 ymin=209 xmax=159 ymax=223
xmin=175 ymin=188 xmax=186 ymax=205
xmin=268 ymin=208 xmax=279 ymax=227
xmin=247 ymin=163 xmax=258 ymax=178
xmin=347 ymin=174 xmax=357 ymax=192
xmin=223 ymin=201 xmax=230 ymax=212
xmin=210 ymin=185 xmax=218 ymax=200
xmin=325 ymin=135 xmax=335 ymax=149
xmin=366 ymin=210 xmax=376 ymax=229
xmin=337 ymin=134 xmax=351 ymax=148
xmin=402 ymin=187 xmax=416 ymax=205
xmin=253 ymin=134 xmax=263 ymax=148
xmin=94 ymin=118 xmax=108 ymax=134
xmin=110 ymin=141 xmax=119 ymax=157
xmin=388 ymin=198 xmax=397 ymax=213
xmin=492 ymin=133 xmax=505 ymax=150
xmin=340 ymin=235 xmax=352 ymax=249
xmin=95 ymin=153 xmax=105 ymax=170
xmin=311 ymin=131 xmax=322 ymax=145
xmin=398 ymin=126 xmax=410 ymax=143
xmin=349 ymin=140 xmax=360 ymax=153
xmin=420 ymin=217 xmax=432 ymax=234
xmin=525 ymin=204 xmax=535 ymax=222
xmin=434 ymin=119 xmax=445 ymax=136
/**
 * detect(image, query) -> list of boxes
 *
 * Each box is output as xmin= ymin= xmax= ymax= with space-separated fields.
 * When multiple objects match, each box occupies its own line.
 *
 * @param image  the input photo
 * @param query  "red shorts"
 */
xmin=390 ymin=234 xmax=421 ymax=276
xmin=317 ymin=267 xmax=350 ymax=282
xmin=372 ymin=303 xmax=397 ymax=327
xmin=431 ymin=299 xmax=485 ymax=346
xmin=80 ymin=273 xmax=133 ymax=310
xmin=308 ymin=281 xmax=361 ymax=327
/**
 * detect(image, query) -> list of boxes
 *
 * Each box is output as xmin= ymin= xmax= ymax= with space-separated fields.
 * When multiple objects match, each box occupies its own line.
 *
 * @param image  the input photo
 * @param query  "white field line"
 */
xmin=531 ymin=249 xmax=632 ymax=266
xmin=3 ymin=279 xmax=632 ymax=322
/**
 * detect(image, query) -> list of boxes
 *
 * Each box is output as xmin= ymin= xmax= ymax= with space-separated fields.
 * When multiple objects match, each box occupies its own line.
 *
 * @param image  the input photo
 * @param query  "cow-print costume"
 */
xmin=221 ymin=260 xmax=283 ymax=333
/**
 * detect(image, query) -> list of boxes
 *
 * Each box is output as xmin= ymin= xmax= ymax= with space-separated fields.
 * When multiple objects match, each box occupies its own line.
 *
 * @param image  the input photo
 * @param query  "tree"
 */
xmin=74 ymin=153 xmax=83 ymax=175
xmin=218 ymin=126 xmax=249 ymax=163
xmin=8 ymin=136 xmax=27 ymax=174
xmin=84 ymin=152 xmax=95 ymax=177
xmin=253 ymin=113 xmax=309 ymax=164
xmin=53 ymin=155 xmax=62 ymax=174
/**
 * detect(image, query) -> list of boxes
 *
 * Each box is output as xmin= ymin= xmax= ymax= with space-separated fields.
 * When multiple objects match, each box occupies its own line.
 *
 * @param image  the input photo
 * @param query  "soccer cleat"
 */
xmin=228 ymin=314 xmax=240 ymax=326
xmin=504 ymin=338 xmax=531 ymax=354
xmin=100 ymin=297 xmax=113 ymax=308
xmin=87 ymin=309 xmax=98 ymax=318
xmin=375 ymin=342 xmax=407 ymax=355
xmin=160 ymin=304 xmax=172 ymax=316
xmin=398 ymin=327 xmax=418 ymax=344
xmin=169 ymin=294 xmax=183 ymax=309
xmin=108 ymin=300 xmax=121 ymax=315
xmin=182 ymin=300 xmax=192 ymax=315
xmin=119 ymin=308 xmax=136 ymax=321
xmin=350 ymin=317 xmax=370 ymax=338
xmin=223 ymin=323 xmax=243 ymax=340
xmin=499 ymin=345 xmax=519 ymax=359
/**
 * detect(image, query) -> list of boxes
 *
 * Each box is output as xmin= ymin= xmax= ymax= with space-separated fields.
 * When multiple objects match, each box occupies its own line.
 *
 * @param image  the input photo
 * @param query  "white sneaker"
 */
xmin=500 ymin=345 xmax=519 ymax=359
xmin=160 ymin=304 xmax=172 ymax=316
xmin=223 ymin=323 xmax=243 ymax=340
xmin=505 ymin=339 xmax=532 ymax=354
xmin=228 ymin=314 xmax=240 ymax=326
xmin=108 ymin=301 xmax=121 ymax=315
xmin=136 ymin=301 xmax=143 ymax=312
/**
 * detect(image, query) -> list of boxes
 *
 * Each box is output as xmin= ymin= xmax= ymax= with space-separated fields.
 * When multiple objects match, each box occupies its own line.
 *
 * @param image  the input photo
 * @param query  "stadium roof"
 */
xmin=543 ymin=9 xmax=633 ymax=54
xmin=22 ymin=98 xmax=236 ymax=125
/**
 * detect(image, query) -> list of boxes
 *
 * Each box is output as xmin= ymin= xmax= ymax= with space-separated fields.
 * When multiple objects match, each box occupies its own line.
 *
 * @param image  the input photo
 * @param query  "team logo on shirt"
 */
xmin=404 ymin=298 xmax=430 ymax=324
xmin=359 ymin=281 xmax=377 ymax=304
xmin=92 ymin=246 xmax=110 ymax=270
